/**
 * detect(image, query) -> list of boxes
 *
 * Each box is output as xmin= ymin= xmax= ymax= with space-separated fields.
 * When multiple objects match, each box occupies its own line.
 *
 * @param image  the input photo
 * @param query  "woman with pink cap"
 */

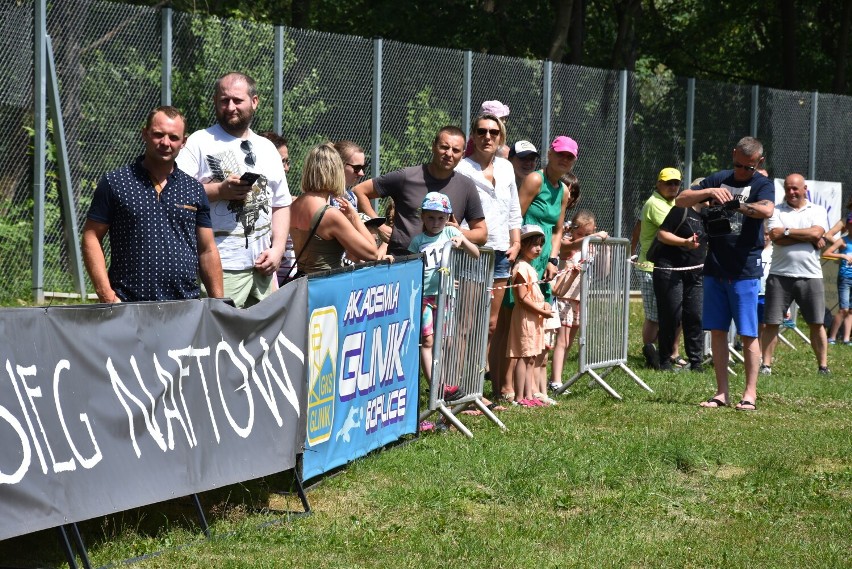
xmin=495 ymin=136 xmax=579 ymax=401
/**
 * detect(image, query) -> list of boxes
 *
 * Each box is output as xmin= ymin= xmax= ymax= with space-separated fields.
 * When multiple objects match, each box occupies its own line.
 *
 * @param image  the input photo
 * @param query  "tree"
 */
xmin=99 ymin=0 xmax=852 ymax=95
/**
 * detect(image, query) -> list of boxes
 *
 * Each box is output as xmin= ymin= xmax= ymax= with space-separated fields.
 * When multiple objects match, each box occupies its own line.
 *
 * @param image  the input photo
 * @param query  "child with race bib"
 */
xmin=409 ymin=192 xmax=480 ymax=385
xmin=508 ymin=225 xmax=555 ymax=406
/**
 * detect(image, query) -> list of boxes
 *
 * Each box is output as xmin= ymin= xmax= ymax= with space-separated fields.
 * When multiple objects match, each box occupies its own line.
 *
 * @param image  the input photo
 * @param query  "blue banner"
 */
xmin=303 ymin=258 xmax=422 ymax=480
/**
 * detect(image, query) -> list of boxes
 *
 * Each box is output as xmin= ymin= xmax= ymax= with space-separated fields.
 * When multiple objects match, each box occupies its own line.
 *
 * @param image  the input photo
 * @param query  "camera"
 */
xmin=703 ymin=206 xmax=732 ymax=236
xmin=702 ymin=198 xmax=741 ymax=237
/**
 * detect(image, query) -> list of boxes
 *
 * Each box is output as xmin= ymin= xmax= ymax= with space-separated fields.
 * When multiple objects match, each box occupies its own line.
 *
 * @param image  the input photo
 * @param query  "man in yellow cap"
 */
xmin=635 ymin=167 xmax=683 ymax=368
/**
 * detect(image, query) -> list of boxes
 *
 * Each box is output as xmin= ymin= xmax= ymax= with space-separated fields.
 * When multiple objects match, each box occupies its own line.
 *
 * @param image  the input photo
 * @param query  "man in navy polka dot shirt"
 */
xmin=177 ymin=72 xmax=291 ymax=308
xmin=82 ymin=106 xmax=224 ymax=303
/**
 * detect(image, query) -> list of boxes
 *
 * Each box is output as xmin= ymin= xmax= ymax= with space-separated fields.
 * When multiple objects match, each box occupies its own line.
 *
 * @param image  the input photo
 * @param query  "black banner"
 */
xmin=0 ymin=281 xmax=307 ymax=541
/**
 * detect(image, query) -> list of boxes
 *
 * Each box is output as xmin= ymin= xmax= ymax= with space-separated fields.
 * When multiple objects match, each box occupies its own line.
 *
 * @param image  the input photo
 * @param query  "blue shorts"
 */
xmin=703 ymin=276 xmax=759 ymax=338
xmin=493 ymin=250 xmax=511 ymax=280
xmin=838 ymin=275 xmax=852 ymax=310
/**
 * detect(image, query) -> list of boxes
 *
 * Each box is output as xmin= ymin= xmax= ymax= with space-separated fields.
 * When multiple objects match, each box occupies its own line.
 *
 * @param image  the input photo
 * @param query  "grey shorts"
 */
xmin=636 ymin=269 xmax=657 ymax=322
xmin=763 ymin=274 xmax=825 ymax=325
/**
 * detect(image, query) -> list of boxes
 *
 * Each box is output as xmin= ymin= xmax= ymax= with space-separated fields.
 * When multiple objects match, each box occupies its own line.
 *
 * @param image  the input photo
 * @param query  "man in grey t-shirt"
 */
xmin=353 ymin=126 xmax=487 ymax=257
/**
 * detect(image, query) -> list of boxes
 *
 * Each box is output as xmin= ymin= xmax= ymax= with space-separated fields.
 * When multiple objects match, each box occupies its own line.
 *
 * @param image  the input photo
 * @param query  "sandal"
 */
xmin=671 ymin=356 xmax=689 ymax=368
xmin=534 ymin=392 xmax=557 ymax=406
xmin=499 ymin=392 xmax=515 ymax=404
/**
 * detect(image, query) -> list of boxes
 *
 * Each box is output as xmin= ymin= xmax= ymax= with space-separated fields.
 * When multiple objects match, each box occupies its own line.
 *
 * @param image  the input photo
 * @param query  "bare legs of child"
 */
xmin=550 ymin=324 xmax=579 ymax=389
xmin=420 ymin=333 xmax=433 ymax=384
xmin=512 ymin=356 xmax=534 ymax=404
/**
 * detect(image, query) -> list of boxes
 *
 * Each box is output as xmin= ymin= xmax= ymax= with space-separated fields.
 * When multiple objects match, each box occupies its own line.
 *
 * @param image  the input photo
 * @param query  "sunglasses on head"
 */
xmin=476 ymin=128 xmax=501 ymax=137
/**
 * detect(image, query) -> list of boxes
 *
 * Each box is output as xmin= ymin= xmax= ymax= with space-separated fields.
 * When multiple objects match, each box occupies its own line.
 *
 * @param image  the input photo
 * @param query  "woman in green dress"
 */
xmin=494 ymin=136 xmax=579 ymax=401
xmin=518 ymin=136 xmax=580 ymax=291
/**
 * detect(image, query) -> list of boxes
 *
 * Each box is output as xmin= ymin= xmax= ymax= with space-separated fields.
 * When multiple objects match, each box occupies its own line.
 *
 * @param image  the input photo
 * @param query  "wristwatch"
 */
xmin=783 ymin=228 xmax=790 ymax=237
xmin=548 ymin=257 xmax=559 ymax=266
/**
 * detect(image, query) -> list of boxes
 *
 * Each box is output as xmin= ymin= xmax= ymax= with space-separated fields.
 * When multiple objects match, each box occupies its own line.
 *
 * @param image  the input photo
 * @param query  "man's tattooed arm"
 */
xmin=743 ymin=199 xmax=774 ymax=218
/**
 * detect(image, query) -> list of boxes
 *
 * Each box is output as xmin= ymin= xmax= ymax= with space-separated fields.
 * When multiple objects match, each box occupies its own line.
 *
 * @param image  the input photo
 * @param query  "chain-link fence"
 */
xmin=5 ymin=0 xmax=852 ymax=303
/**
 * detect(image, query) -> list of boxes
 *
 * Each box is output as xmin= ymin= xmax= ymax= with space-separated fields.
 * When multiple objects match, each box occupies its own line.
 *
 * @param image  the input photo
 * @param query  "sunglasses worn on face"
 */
xmin=663 ymin=180 xmax=681 ymax=186
xmin=240 ymin=140 xmax=256 ymax=167
xmin=734 ymin=162 xmax=756 ymax=171
xmin=476 ymin=128 xmax=501 ymax=137
xmin=347 ymin=163 xmax=366 ymax=174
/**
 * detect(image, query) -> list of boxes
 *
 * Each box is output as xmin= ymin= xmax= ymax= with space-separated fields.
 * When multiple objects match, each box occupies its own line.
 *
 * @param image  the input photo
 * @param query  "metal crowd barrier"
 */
xmin=554 ymin=236 xmax=652 ymax=400
xmin=419 ymin=243 xmax=504 ymax=437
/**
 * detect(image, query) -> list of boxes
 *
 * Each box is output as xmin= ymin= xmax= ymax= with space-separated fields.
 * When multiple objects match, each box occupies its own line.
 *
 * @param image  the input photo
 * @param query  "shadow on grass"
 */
xmin=0 ymin=470 xmax=303 ymax=568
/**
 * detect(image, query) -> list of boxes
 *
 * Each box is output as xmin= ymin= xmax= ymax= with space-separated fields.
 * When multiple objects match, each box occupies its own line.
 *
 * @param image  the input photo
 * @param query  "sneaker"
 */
xmin=642 ymin=343 xmax=660 ymax=370
xmin=828 ymin=338 xmax=837 ymax=345
xmin=818 ymin=366 xmax=830 ymax=375
xmin=690 ymin=363 xmax=705 ymax=373
xmin=548 ymin=381 xmax=563 ymax=392
xmin=759 ymin=364 xmax=772 ymax=375
xmin=844 ymin=341 xmax=852 ymax=346
xmin=443 ymin=385 xmax=466 ymax=402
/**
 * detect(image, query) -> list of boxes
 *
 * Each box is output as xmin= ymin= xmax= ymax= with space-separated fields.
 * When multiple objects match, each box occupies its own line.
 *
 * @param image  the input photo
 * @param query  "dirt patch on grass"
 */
xmin=802 ymin=457 xmax=849 ymax=474
xmin=711 ymin=464 xmax=747 ymax=479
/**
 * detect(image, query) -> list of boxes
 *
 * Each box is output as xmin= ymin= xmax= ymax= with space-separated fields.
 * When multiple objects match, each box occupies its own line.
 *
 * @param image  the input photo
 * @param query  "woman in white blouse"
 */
xmin=455 ymin=112 xmax=523 ymax=399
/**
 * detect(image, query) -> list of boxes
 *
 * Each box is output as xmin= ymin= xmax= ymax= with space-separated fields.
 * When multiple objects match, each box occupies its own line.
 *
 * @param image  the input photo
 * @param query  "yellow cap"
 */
xmin=658 ymin=167 xmax=682 ymax=182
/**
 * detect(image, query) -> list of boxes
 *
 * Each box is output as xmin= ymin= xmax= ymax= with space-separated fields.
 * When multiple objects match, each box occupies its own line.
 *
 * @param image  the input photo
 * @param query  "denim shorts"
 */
xmin=493 ymin=249 xmax=511 ymax=280
xmin=838 ymin=275 xmax=852 ymax=310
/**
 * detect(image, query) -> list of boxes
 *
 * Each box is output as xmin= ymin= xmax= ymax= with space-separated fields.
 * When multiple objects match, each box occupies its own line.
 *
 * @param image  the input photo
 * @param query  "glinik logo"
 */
xmin=306 ymin=307 xmax=337 ymax=446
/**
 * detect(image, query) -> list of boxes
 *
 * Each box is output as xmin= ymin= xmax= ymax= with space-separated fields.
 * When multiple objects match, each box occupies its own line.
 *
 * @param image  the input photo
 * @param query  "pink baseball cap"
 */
xmin=551 ymin=136 xmax=579 ymax=157
xmin=479 ymin=100 xmax=510 ymax=118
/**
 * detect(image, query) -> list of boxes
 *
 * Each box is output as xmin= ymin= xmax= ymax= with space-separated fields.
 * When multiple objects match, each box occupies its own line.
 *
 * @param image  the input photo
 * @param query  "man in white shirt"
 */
xmin=177 ymin=72 xmax=291 ymax=307
xmin=760 ymin=173 xmax=829 ymax=374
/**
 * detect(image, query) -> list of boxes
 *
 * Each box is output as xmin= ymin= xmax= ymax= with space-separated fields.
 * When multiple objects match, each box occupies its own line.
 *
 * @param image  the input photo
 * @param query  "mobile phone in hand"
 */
xmin=240 ymin=172 xmax=261 ymax=185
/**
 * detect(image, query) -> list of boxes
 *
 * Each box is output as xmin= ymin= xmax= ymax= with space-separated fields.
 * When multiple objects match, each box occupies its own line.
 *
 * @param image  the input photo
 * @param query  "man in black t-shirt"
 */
xmin=352 ymin=126 xmax=487 ymax=257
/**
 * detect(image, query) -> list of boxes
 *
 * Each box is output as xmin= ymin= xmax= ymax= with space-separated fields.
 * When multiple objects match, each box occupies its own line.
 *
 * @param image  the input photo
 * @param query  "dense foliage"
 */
xmin=129 ymin=0 xmax=852 ymax=96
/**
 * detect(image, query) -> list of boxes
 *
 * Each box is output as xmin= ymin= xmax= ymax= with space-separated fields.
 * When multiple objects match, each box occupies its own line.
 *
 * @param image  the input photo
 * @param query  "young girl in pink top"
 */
xmin=507 ymin=225 xmax=554 ymax=406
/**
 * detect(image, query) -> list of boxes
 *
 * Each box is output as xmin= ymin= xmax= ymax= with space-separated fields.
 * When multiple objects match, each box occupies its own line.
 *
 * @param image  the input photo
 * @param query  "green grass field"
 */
xmin=2 ymin=301 xmax=850 ymax=568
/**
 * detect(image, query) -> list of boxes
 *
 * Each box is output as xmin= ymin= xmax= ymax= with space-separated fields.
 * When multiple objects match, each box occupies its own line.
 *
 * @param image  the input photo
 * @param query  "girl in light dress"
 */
xmin=507 ymin=225 xmax=555 ymax=406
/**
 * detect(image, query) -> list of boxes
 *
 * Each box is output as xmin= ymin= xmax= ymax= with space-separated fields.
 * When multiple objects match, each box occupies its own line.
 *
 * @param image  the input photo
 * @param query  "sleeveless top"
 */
xmin=523 ymin=169 xmax=565 ymax=301
xmin=291 ymin=205 xmax=345 ymax=274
